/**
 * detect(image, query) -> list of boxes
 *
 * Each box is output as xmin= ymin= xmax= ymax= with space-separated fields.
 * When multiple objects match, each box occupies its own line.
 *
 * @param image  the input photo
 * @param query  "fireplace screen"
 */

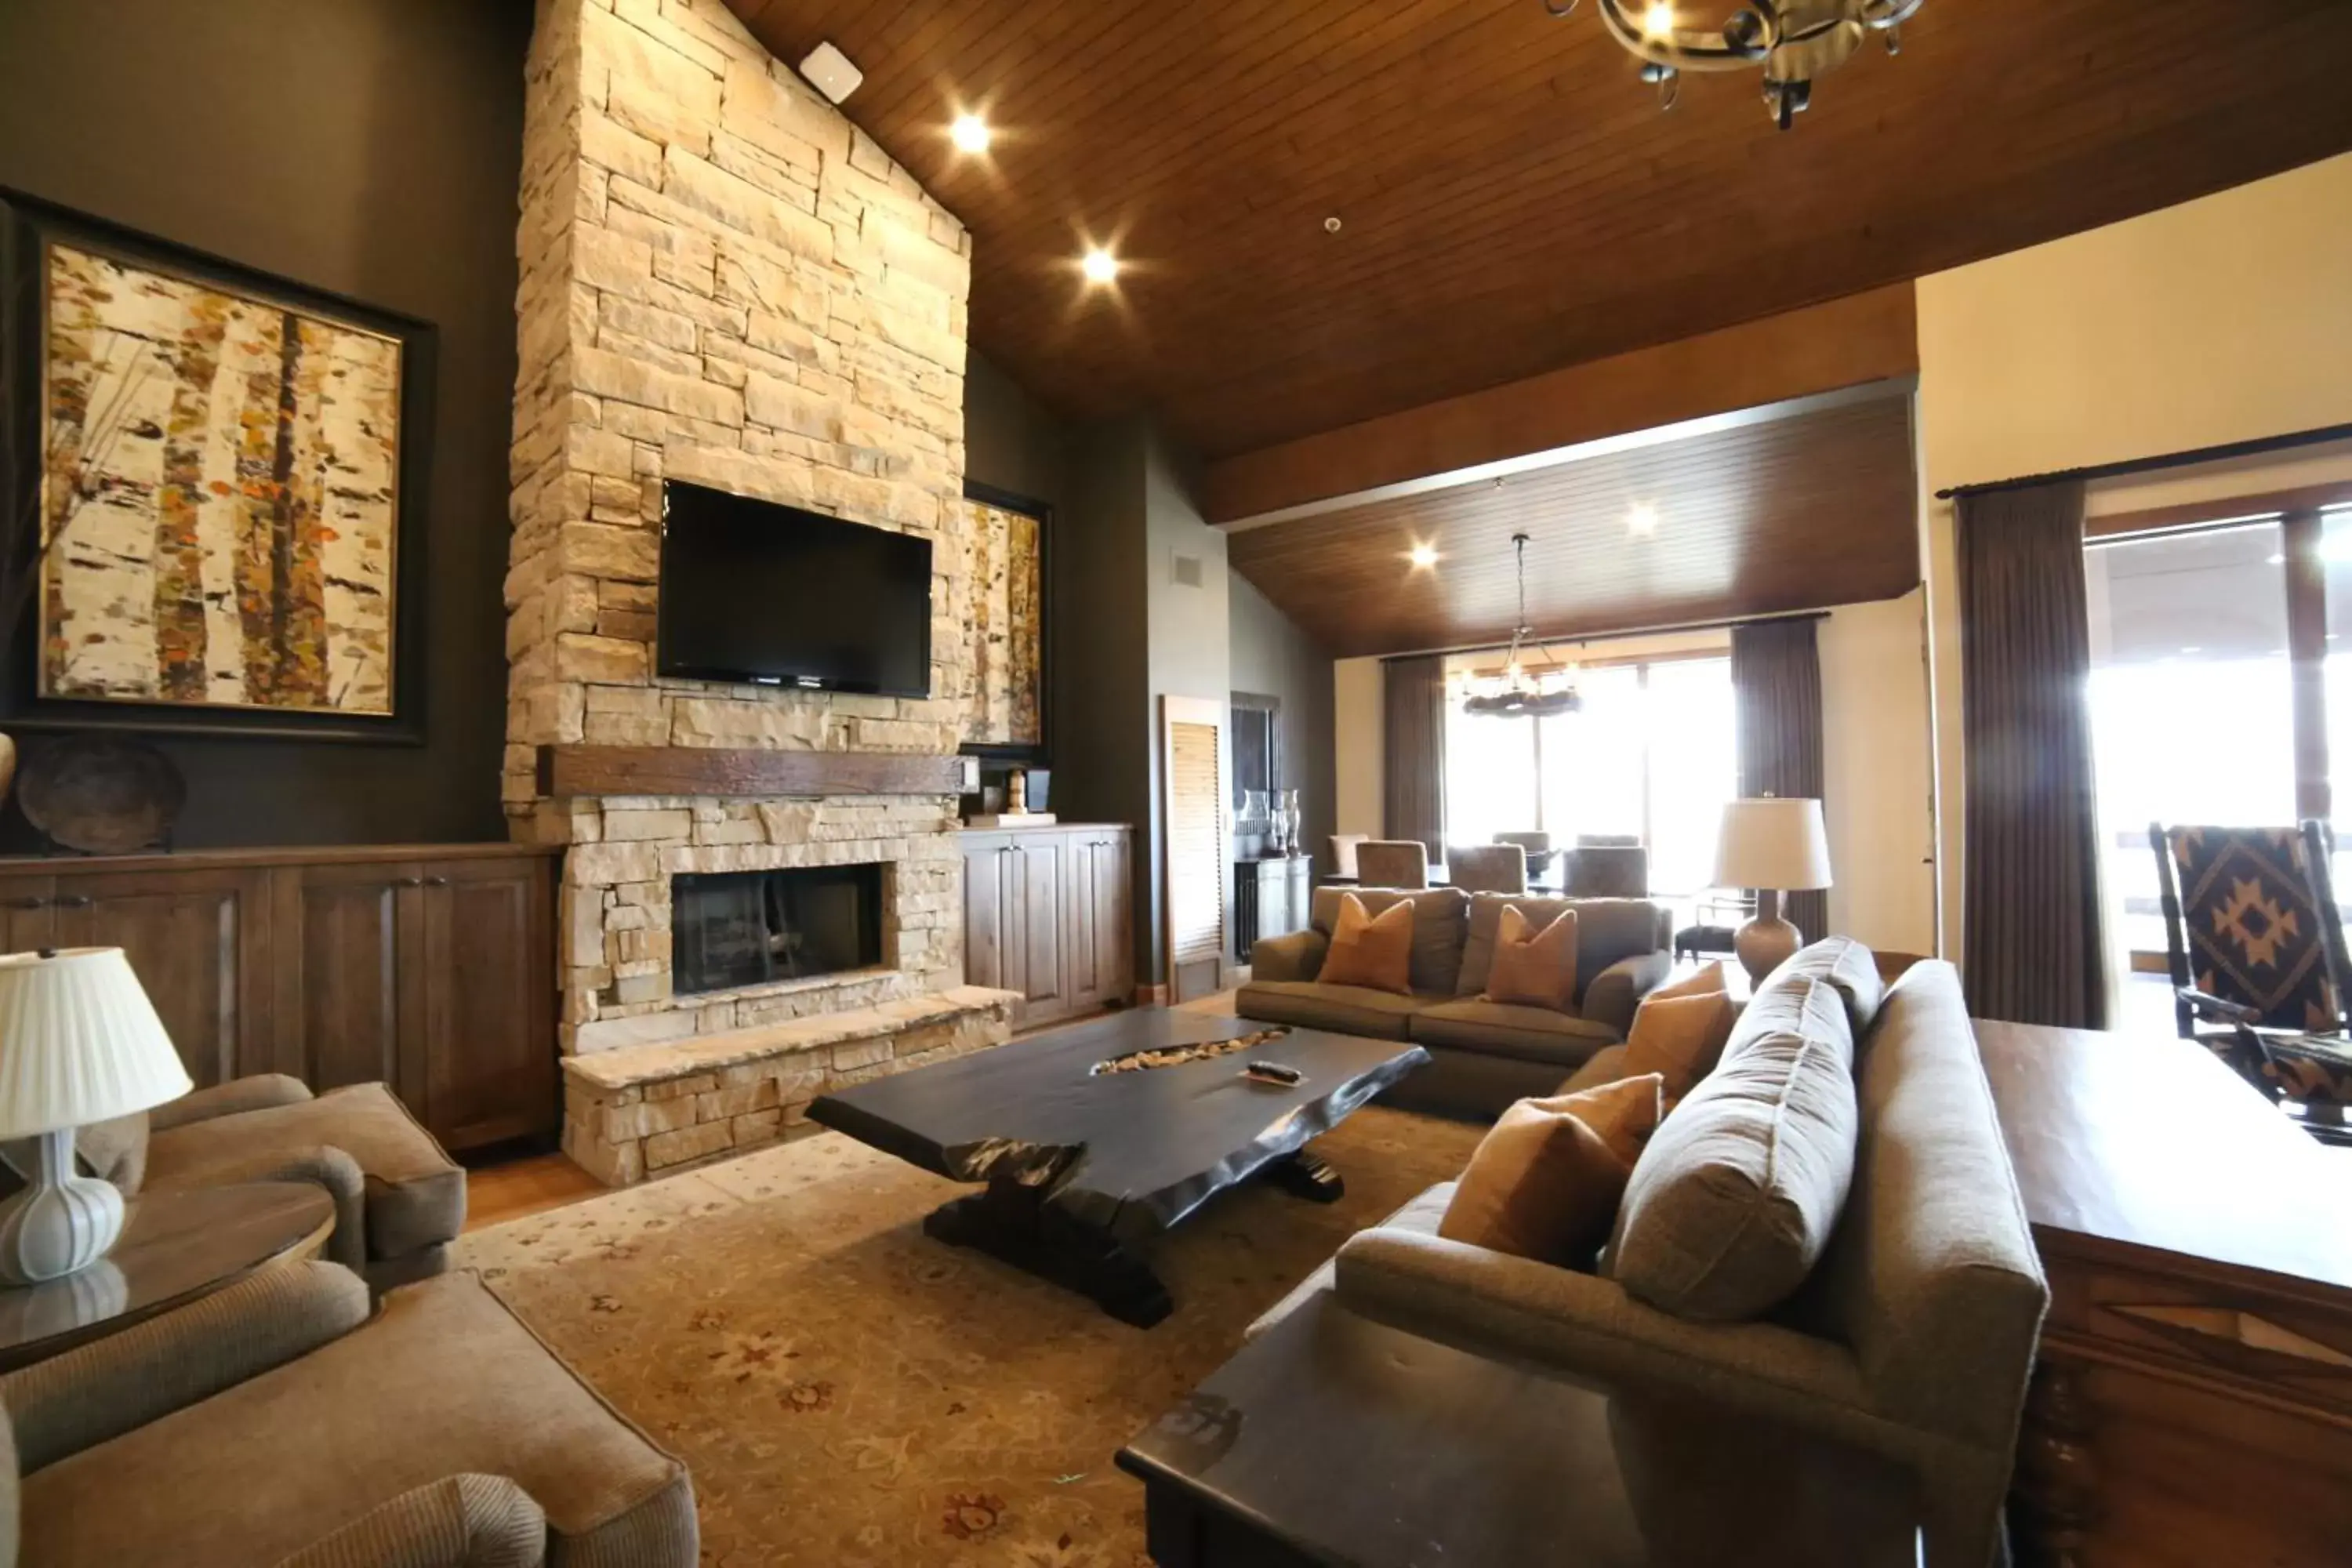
xmin=672 ymin=863 xmax=885 ymax=995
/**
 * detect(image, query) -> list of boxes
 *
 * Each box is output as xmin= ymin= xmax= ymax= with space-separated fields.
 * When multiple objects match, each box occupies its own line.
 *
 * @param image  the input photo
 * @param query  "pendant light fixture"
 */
xmin=1463 ymin=534 xmax=1582 ymax=720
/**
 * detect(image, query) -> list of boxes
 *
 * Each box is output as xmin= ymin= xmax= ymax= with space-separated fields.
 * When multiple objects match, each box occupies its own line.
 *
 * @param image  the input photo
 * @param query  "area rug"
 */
xmin=457 ymin=1106 xmax=1482 ymax=1567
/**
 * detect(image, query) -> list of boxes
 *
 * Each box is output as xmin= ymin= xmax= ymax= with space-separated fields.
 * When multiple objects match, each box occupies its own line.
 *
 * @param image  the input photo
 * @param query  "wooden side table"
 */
xmin=0 ymin=1181 xmax=335 ymax=1371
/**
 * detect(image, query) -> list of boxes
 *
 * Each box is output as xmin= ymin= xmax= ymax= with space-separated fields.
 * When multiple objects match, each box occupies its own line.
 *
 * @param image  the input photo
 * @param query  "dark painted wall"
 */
xmin=1230 ymin=569 xmax=1338 ymax=878
xmin=0 ymin=0 xmax=529 ymax=847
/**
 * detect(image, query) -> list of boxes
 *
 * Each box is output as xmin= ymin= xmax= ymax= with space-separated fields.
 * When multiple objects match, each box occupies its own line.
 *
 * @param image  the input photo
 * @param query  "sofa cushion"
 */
xmin=19 ymin=1272 xmax=695 ymax=1568
xmin=1606 ymin=976 xmax=1860 ymax=1321
xmin=1319 ymin=894 xmax=1417 ymax=993
xmin=1483 ymin=906 xmax=1579 ymax=1011
xmin=1238 ymin=981 xmax=1434 ymax=1040
xmin=143 ymin=1083 xmax=464 ymax=1261
xmin=1458 ymin=894 xmax=1664 ymax=1000
xmin=1310 ymin=886 xmax=1468 ymax=996
xmin=1439 ymin=1074 xmax=1664 ymax=1265
xmin=1759 ymin=936 xmax=1885 ymax=1038
xmin=1410 ymin=998 xmax=1620 ymax=1067
xmin=1555 ymin=1043 xmax=1630 ymax=1095
xmin=1247 ymin=1181 xmax=1454 ymax=1340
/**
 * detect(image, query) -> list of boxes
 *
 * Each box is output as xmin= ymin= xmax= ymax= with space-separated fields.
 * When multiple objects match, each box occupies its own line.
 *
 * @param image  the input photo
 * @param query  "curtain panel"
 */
xmin=1958 ymin=479 xmax=2109 ymax=1029
xmin=1731 ymin=617 xmax=1829 ymax=942
xmin=1382 ymin=654 xmax=1447 ymax=858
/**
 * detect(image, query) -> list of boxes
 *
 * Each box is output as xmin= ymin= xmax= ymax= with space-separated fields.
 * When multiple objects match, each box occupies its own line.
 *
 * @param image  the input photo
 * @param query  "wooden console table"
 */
xmin=1977 ymin=1019 xmax=2352 ymax=1568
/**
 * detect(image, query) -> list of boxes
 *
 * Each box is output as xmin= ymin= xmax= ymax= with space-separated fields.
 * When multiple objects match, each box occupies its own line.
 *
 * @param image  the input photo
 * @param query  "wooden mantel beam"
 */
xmin=537 ymin=746 xmax=978 ymax=800
xmin=1201 ymin=285 xmax=1919 ymax=526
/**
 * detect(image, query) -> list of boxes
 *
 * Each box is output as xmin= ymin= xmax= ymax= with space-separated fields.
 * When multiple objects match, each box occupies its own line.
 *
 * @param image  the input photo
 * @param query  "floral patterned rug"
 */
xmin=457 ymin=1106 xmax=1481 ymax=1567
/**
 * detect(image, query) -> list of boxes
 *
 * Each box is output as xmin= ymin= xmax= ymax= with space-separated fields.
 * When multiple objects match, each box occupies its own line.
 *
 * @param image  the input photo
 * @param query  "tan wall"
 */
xmin=1916 ymin=152 xmax=2352 ymax=961
xmin=1334 ymin=656 xmax=1385 ymax=839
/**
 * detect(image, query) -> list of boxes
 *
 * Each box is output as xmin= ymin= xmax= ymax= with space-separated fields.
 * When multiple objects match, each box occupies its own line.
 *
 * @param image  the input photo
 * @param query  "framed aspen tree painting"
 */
xmin=957 ymin=482 xmax=1050 ymax=760
xmin=0 ymin=194 xmax=432 ymax=741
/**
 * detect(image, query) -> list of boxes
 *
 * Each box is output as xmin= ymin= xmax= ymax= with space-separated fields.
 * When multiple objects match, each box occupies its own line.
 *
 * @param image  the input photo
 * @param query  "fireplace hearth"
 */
xmin=673 ymin=863 xmax=886 ymax=996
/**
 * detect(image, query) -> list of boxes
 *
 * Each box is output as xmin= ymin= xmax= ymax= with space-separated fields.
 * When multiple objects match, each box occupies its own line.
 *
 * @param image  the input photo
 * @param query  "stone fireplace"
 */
xmin=503 ymin=0 xmax=1014 ymax=1183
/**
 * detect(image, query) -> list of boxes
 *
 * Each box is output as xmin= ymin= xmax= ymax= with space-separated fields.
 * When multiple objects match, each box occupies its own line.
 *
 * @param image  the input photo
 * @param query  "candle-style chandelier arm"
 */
xmin=1541 ymin=0 xmax=1922 ymax=124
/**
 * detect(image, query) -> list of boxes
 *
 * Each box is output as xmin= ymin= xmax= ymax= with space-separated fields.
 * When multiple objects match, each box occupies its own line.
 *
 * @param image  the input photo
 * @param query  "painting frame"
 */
xmin=959 ymin=479 xmax=1052 ymax=765
xmin=0 ymin=191 xmax=434 ymax=744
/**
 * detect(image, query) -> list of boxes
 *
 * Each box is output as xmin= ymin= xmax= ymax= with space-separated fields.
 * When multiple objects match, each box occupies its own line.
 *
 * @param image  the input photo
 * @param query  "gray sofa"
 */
xmin=1240 ymin=887 xmax=1675 ymax=1119
xmin=1254 ymin=946 xmax=2048 ymax=1568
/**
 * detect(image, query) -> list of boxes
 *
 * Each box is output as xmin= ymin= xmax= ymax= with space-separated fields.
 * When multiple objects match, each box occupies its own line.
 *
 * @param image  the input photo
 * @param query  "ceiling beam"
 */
xmin=1202 ymin=285 xmax=1918 ymax=525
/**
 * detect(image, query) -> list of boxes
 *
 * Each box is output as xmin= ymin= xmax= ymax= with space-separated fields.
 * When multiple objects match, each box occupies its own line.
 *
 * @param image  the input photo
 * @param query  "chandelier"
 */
xmin=1462 ymin=534 xmax=1582 ymax=720
xmin=1543 ymin=0 xmax=1922 ymax=129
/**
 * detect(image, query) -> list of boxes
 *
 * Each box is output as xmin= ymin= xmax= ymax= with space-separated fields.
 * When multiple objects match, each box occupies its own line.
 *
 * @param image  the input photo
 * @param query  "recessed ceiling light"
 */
xmin=1081 ymin=247 xmax=1120 ymax=284
xmin=1406 ymin=543 xmax=1440 ymax=570
xmin=1626 ymin=502 xmax=1661 ymax=537
xmin=949 ymin=113 xmax=991 ymax=154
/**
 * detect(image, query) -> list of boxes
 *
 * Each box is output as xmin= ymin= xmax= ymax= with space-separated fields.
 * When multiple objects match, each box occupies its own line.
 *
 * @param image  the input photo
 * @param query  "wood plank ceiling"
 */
xmin=723 ymin=0 xmax=2352 ymax=462
xmin=1225 ymin=390 xmax=1919 ymax=658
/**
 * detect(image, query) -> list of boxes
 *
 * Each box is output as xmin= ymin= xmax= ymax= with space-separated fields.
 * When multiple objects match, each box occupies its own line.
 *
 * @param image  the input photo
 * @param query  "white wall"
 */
xmin=1334 ymin=656 xmax=1384 ymax=838
xmin=1917 ymin=153 xmax=2352 ymax=959
xmin=1327 ymin=600 xmax=1938 ymax=953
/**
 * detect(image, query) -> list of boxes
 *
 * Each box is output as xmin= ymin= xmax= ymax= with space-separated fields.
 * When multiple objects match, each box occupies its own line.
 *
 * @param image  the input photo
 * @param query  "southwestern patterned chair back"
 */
xmin=2151 ymin=822 xmax=2352 ymax=1139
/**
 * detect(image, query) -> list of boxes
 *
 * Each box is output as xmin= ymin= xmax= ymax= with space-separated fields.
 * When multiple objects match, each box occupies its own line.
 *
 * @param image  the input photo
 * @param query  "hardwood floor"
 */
xmin=464 ymin=1152 xmax=605 ymax=1232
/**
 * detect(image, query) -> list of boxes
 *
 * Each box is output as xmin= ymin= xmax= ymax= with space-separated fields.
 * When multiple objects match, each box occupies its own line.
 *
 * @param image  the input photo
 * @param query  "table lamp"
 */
xmin=0 ymin=948 xmax=192 ymax=1285
xmin=1713 ymin=797 xmax=1835 ymax=986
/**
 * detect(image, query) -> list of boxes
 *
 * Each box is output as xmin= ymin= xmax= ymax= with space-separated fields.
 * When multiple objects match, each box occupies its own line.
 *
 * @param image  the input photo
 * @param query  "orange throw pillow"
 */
xmin=1623 ymin=962 xmax=1737 ymax=1105
xmin=1319 ymin=893 xmax=1416 ymax=993
xmin=1482 ymin=904 xmax=1580 ymax=1013
xmin=1439 ymin=1073 xmax=1667 ymax=1264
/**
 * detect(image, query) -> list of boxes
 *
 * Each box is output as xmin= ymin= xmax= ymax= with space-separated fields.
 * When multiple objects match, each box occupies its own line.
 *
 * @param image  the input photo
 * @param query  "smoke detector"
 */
xmin=798 ymin=42 xmax=862 ymax=104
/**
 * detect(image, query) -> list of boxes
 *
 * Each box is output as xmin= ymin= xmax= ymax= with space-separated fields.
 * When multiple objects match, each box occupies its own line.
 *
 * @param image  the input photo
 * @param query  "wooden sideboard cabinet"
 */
xmin=960 ymin=824 xmax=1134 ymax=1028
xmin=0 ymin=844 xmax=558 ymax=1153
xmin=1233 ymin=854 xmax=1313 ymax=963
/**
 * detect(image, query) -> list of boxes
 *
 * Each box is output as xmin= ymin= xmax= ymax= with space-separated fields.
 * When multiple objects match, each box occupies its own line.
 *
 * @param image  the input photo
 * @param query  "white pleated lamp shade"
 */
xmin=0 ymin=948 xmax=192 ymax=1138
xmin=1714 ymin=798 xmax=1835 ymax=891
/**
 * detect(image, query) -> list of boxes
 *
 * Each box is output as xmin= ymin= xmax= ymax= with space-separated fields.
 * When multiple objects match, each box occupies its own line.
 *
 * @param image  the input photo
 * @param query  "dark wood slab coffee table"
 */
xmin=810 ymin=1010 xmax=1428 ymax=1326
xmin=1121 ymin=1291 xmax=1923 ymax=1566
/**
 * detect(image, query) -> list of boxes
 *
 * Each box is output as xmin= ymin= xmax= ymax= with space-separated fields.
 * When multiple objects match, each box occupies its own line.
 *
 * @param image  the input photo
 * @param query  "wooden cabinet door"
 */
xmin=0 ymin=876 xmax=56 ymax=954
xmin=52 ymin=869 xmax=267 ymax=1090
xmin=288 ymin=860 xmax=419 ymax=1099
xmin=961 ymin=837 xmax=1008 ymax=991
xmin=1004 ymin=835 xmax=1066 ymax=1021
xmin=417 ymin=855 xmax=554 ymax=1152
xmin=1066 ymin=833 xmax=1132 ymax=1014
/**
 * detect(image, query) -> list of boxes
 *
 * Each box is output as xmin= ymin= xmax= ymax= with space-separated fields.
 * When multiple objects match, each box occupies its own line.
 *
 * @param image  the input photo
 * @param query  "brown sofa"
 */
xmin=1239 ymin=887 xmax=1675 ymax=1118
xmin=2 ymin=1261 xmax=696 ymax=1566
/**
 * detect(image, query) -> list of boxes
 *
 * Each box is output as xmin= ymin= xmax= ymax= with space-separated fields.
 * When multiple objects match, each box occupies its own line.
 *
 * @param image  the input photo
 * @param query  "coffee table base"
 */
xmin=924 ymin=1181 xmax=1175 ymax=1328
xmin=924 ymin=1152 xmax=1347 ymax=1328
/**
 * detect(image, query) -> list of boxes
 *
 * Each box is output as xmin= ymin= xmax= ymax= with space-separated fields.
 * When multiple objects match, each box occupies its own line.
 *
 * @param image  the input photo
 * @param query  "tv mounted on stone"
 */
xmin=655 ymin=479 xmax=932 ymax=696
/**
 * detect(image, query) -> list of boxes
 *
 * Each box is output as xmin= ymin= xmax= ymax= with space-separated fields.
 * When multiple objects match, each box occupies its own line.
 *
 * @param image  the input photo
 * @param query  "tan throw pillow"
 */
xmin=1623 ymin=985 xmax=1739 ymax=1105
xmin=1647 ymin=960 xmax=1729 ymax=1004
xmin=1319 ymin=893 xmax=1417 ymax=994
xmin=1482 ymin=904 xmax=1580 ymax=1013
xmin=1439 ymin=1073 xmax=1667 ymax=1264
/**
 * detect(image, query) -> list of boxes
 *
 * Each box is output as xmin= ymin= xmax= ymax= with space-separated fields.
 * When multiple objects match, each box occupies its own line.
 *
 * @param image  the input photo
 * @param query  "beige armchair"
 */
xmin=64 ymin=1076 xmax=465 ymax=1293
xmin=1 ymin=1261 xmax=695 ymax=1566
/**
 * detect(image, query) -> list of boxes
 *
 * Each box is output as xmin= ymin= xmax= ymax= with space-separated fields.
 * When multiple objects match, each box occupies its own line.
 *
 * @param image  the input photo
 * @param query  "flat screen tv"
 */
xmin=655 ymin=480 xmax=932 ymax=696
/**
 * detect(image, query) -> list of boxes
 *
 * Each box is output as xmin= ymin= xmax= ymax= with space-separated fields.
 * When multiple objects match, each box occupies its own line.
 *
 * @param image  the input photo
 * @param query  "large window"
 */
xmin=1443 ymin=653 xmax=1737 ymax=899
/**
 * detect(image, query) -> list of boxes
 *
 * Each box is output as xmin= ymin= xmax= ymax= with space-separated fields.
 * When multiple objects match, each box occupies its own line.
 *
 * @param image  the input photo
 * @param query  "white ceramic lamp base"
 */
xmin=1733 ymin=888 xmax=1804 ymax=989
xmin=0 ymin=1127 xmax=125 ymax=1285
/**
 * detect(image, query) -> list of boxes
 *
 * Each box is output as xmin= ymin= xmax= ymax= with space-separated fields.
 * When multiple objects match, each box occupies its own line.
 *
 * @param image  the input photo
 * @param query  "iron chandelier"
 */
xmin=1544 ymin=0 xmax=1922 ymax=129
xmin=1462 ymin=534 xmax=1582 ymax=720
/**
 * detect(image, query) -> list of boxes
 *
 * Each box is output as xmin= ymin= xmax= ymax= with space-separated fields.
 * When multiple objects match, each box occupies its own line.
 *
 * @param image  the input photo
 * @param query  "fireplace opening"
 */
xmin=672 ymin=863 xmax=885 ymax=995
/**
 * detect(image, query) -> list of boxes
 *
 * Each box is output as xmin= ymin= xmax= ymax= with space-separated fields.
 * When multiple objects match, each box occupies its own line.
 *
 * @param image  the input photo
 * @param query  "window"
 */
xmin=1443 ymin=653 xmax=1737 ymax=900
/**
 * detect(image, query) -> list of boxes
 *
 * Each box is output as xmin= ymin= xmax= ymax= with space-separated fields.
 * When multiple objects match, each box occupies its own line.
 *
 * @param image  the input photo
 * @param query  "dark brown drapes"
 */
xmin=1383 ymin=654 xmax=1447 ymax=858
xmin=1958 ymin=479 xmax=2108 ymax=1029
xmin=1731 ymin=617 xmax=1829 ymax=942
